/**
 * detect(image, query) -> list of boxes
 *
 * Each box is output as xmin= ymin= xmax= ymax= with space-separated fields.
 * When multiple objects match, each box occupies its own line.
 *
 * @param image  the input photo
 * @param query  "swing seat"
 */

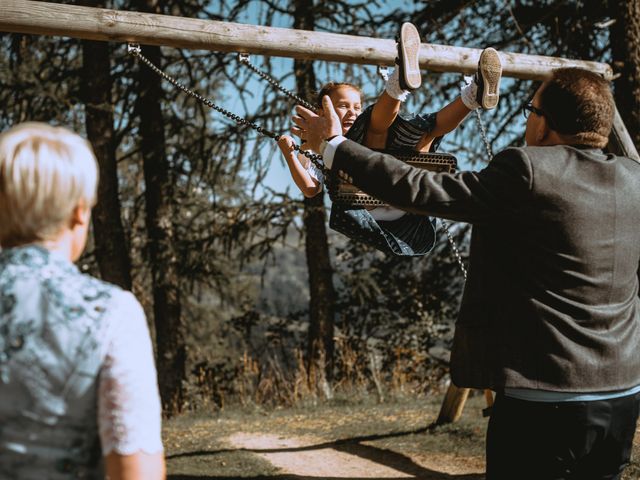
xmin=330 ymin=206 xmax=437 ymax=256
xmin=327 ymin=150 xmax=454 ymax=256
xmin=329 ymin=150 xmax=457 ymax=208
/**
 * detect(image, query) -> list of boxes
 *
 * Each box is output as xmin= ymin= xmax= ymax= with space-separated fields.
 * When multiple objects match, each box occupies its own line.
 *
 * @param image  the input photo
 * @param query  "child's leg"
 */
xmin=365 ymin=23 xmax=422 ymax=150
xmin=416 ymin=97 xmax=473 ymax=152
xmin=365 ymin=89 xmax=402 ymax=149
xmin=416 ymin=48 xmax=502 ymax=152
xmin=365 ymin=68 xmax=419 ymax=149
xmin=420 ymin=96 xmax=473 ymax=144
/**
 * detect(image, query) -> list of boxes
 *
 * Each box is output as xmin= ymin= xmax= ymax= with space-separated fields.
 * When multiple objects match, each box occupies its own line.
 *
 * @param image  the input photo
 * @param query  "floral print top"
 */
xmin=0 ymin=246 xmax=163 ymax=479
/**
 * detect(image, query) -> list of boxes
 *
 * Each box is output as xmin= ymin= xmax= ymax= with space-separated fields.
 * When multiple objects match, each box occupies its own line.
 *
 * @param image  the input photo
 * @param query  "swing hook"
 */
xmin=237 ymin=53 xmax=250 ymax=64
xmin=377 ymin=65 xmax=389 ymax=82
xmin=127 ymin=43 xmax=141 ymax=56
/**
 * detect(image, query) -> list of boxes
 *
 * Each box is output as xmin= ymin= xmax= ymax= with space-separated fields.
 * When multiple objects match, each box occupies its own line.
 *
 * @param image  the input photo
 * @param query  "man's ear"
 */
xmin=536 ymin=116 xmax=552 ymax=144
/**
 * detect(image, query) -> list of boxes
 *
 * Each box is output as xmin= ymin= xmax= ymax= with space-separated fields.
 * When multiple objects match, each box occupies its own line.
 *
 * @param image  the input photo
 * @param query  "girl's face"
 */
xmin=328 ymin=86 xmax=362 ymax=135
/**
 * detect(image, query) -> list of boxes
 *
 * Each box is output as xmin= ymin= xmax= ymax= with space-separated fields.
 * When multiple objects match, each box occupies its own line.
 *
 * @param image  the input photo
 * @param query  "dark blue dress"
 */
xmin=330 ymin=105 xmax=442 ymax=256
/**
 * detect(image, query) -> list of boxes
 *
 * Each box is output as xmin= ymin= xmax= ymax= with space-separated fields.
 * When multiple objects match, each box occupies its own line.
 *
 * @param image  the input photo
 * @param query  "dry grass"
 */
xmin=190 ymin=340 xmax=448 ymax=412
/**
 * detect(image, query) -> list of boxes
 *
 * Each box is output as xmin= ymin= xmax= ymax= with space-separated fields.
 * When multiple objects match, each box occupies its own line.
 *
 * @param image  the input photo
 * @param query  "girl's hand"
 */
xmin=277 ymin=135 xmax=296 ymax=155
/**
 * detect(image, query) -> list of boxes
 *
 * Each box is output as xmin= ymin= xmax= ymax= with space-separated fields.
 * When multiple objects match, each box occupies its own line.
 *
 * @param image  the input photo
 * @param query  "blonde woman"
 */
xmin=0 ymin=122 xmax=165 ymax=479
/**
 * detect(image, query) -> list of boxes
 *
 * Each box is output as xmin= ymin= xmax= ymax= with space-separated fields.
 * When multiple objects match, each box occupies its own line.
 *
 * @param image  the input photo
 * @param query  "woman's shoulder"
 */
xmin=78 ymin=274 xmax=145 ymax=324
xmin=0 ymin=246 xmax=145 ymax=326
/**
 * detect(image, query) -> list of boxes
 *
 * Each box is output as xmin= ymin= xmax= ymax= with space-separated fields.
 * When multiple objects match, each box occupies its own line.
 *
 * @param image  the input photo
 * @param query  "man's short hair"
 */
xmin=539 ymin=68 xmax=614 ymax=148
xmin=0 ymin=122 xmax=98 ymax=247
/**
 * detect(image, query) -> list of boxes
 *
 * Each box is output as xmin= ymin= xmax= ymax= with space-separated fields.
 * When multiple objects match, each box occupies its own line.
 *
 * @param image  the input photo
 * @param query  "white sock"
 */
xmin=384 ymin=68 xmax=410 ymax=102
xmin=461 ymin=75 xmax=480 ymax=110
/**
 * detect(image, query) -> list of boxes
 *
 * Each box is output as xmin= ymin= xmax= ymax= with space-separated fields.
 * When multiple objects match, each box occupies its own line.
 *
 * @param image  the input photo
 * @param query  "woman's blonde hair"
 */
xmin=0 ymin=122 xmax=98 ymax=247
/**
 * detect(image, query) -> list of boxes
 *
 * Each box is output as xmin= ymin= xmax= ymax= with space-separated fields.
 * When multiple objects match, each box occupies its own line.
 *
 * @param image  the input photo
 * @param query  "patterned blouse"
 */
xmin=0 ymin=246 xmax=163 ymax=479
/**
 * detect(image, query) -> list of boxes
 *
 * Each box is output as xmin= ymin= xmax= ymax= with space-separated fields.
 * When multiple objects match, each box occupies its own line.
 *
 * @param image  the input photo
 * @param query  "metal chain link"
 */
xmin=441 ymin=81 xmax=496 ymax=281
xmin=127 ymin=44 xmax=326 ymax=172
xmin=238 ymin=54 xmax=318 ymax=113
xmin=441 ymin=220 xmax=467 ymax=281
xmin=473 ymin=108 xmax=494 ymax=160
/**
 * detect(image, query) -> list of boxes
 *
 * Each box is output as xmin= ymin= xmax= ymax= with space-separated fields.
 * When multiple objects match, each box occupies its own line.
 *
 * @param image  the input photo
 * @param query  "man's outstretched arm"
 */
xmin=293 ymin=98 xmax=532 ymax=225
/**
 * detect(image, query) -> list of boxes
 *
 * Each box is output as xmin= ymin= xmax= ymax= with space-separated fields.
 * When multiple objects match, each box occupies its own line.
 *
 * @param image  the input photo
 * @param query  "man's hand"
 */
xmin=292 ymin=95 xmax=342 ymax=152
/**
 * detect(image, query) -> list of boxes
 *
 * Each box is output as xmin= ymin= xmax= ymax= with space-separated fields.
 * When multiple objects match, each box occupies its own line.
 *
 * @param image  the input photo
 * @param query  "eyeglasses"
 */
xmin=522 ymin=102 xmax=547 ymax=119
xmin=522 ymin=102 xmax=557 ymax=129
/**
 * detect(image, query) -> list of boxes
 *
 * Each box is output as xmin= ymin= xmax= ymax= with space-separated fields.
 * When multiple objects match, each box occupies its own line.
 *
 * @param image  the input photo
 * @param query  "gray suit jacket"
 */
xmin=332 ymin=140 xmax=640 ymax=391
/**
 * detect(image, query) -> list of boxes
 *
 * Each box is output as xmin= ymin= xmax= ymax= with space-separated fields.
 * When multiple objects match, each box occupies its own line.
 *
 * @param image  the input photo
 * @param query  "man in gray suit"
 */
xmin=293 ymin=68 xmax=640 ymax=479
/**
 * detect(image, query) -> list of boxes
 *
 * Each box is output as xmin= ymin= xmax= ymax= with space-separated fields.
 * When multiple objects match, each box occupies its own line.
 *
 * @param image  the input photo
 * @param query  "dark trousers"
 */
xmin=486 ymin=391 xmax=640 ymax=480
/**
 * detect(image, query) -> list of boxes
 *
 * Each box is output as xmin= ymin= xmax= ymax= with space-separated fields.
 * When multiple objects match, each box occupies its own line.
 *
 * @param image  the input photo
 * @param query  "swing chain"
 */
xmin=127 ymin=44 xmax=326 ymax=171
xmin=129 ymin=42 xmax=470 ymax=274
xmin=441 ymin=81 xmax=495 ymax=282
xmin=237 ymin=53 xmax=318 ymax=113
xmin=473 ymin=108 xmax=494 ymax=160
xmin=441 ymin=220 xmax=468 ymax=281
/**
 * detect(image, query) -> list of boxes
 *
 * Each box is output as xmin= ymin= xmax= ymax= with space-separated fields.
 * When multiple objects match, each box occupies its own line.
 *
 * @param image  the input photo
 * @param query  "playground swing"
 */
xmin=128 ymin=44 xmax=481 ymax=271
xmin=128 ymin=43 xmax=496 ymax=416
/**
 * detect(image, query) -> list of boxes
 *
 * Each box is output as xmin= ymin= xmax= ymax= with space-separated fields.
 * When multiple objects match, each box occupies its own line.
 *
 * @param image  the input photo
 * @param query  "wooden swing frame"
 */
xmin=2 ymin=0 xmax=639 ymax=423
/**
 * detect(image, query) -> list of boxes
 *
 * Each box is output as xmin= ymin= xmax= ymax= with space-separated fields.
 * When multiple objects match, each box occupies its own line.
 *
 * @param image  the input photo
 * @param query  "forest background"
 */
xmin=1 ymin=0 xmax=638 ymax=418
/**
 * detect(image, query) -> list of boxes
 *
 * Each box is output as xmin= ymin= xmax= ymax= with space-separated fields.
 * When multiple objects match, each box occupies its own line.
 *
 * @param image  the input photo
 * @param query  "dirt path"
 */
xmin=164 ymin=397 xmax=640 ymax=479
xmin=164 ymin=397 xmax=493 ymax=479
xmin=227 ymin=432 xmax=484 ymax=478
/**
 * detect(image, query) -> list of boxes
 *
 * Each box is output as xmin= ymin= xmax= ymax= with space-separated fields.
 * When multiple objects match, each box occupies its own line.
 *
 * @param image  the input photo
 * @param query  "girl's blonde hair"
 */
xmin=0 ymin=122 xmax=98 ymax=247
xmin=316 ymin=82 xmax=363 ymax=105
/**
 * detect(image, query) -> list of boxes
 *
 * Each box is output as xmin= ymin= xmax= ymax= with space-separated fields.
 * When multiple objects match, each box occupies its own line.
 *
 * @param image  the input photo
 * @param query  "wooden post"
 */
xmin=484 ymin=389 xmax=494 ymax=407
xmin=435 ymin=385 xmax=495 ymax=425
xmin=436 ymin=384 xmax=470 ymax=425
xmin=1 ymin=0 xmax=612 ymax=81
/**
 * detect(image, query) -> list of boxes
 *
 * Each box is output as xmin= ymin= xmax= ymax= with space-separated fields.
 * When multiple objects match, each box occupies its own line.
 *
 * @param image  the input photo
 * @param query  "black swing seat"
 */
xmin=329 ymin=150 xmax=458 ymax=208
xmin=327 ymin=151 xmax=457 ymax=256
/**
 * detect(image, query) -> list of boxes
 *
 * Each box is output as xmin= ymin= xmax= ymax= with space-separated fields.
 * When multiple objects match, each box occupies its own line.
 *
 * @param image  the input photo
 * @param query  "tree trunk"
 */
xmin=293 ymin=0 xmax=336 ymax=399
xmin=610 ymin=0 xmax=640 ymax=147
xmin=80 ymin=0 xmax=132 ymax=290
xmin=133 ymin=0 xmax=186 ymax=416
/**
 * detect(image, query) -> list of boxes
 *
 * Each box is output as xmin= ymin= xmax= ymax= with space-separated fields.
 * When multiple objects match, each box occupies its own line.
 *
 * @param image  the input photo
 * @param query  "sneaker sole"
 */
xmin=399 ymin=22 xmax=422 ymax=90
xmin=478 ymin=48 xmax=502 ymax=110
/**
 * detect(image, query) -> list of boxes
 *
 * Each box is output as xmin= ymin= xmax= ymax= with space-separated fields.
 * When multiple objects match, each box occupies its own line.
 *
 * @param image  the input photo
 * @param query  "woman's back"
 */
xmin=0 ymin=245 xmax=158 ymax=478
xmin=0 ymin=122 xmax=165 ymax=480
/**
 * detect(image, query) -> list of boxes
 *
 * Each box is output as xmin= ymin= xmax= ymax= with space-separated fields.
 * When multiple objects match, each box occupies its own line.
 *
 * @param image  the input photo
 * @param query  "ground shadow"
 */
xmin=167 ymin=423 xmax=484 ymax=480
xmin=167 ymin=470 xmax=484 ymax=480
xmin=169 ymin=473 xmax=482 ymax=480
xmin=167 ymin=424 xmax=437 ymax=459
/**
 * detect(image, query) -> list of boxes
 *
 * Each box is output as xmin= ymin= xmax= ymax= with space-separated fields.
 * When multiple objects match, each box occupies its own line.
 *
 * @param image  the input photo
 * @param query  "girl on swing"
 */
xmin=278 ymin=23 xmax=502 ymax=255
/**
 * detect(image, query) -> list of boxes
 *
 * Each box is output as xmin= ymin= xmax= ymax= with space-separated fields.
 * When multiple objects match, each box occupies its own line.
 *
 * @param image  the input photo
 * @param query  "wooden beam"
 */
xmin=1 ymin=0 xmax=613 ymax=81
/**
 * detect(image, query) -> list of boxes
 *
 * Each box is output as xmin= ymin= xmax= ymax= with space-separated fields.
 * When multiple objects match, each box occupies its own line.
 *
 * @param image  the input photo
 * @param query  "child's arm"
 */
xmin=277 ymin=135 xmax=322 ymax=198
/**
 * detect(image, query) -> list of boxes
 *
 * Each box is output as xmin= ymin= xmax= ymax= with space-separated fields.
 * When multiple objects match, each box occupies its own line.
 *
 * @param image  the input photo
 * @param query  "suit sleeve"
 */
xmin=332 ymin=139 xmax=533 ymax=225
